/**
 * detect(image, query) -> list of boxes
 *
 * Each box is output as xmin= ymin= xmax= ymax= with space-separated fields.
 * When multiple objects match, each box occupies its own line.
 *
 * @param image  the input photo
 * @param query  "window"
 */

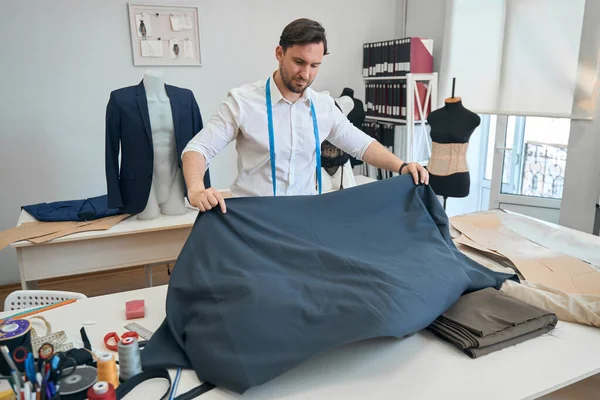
xmin=481 ymin=115 xmax=571 ymax=200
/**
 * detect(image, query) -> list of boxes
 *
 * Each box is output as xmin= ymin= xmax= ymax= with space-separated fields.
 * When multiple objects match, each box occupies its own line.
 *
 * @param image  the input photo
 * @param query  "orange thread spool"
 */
xmin=97 ymin=353 xmax=119 ymax=389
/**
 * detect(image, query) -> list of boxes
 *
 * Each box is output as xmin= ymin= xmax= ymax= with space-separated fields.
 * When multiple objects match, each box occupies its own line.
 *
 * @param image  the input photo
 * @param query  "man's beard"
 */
xmin=280 ymin=65 xmax=312 ymax=94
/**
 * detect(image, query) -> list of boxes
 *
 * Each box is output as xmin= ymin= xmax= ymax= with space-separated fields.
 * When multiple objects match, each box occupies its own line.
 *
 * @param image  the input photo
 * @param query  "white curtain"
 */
xmin=439 ymin=0 xmax=589 ymax=119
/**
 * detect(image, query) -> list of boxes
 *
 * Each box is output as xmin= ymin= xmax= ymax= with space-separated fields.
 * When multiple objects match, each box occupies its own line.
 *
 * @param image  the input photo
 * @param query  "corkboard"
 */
xmin=127 ymin=3 xmax=201 ymax=66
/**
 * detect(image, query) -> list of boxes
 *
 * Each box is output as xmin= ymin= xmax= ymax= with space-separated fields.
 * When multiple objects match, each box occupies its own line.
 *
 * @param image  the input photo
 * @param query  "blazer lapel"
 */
xmin=166 ymin=85 xmax=180 ymax=140
xmin=136 ymin=82 xmax=153 ymax=146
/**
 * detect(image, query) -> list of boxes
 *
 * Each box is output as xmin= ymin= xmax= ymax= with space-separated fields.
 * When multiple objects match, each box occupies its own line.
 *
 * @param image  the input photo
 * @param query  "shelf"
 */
xmin=365 ymin=116 xmax=406 ymax=123
xmin=363 ymin=73 xmax=438 ymax=81
xmin=365 ymin=116 xmax=428 ymax=124
xmin=363 ymin=76 xmax=408 ymax=81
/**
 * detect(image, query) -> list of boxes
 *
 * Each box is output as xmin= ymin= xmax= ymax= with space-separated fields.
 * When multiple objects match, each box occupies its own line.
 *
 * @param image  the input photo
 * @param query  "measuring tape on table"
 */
xmin=27 ymin=315 xmax=74 ymax=354
xmin=31 ymin=330 xmax=74 ymax=354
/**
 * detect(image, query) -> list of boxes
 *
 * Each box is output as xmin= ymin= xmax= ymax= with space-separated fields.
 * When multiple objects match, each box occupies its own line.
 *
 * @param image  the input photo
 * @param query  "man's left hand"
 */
xmin=402 ymin=162 xmax=429 ymax=185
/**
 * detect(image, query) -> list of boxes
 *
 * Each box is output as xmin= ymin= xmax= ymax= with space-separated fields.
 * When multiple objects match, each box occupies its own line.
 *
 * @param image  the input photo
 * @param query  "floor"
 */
xmin=0 ymin=266 xmax=598 ymax=398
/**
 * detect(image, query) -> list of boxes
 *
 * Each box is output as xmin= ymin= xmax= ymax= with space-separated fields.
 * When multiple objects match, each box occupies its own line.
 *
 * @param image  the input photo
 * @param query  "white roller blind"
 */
xmin=439 ymin=0 xmax=588 ymax=118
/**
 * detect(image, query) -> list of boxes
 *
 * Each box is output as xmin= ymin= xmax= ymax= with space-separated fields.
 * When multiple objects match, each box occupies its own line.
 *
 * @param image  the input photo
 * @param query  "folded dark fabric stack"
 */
xmin=428 ymin=287 xmax=558 ymax=358
xmin=23 ymin=194 xmax=122 ymax=222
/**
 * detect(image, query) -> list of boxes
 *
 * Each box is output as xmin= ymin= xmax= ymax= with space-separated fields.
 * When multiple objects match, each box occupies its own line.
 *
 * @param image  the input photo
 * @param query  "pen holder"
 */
xmin=0 ymin=320 xmax=32 ymax=376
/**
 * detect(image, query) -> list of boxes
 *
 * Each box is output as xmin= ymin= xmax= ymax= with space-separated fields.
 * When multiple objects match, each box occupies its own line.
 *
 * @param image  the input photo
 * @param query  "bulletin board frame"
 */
xmin=127 ymin=3 xmax=202 ymax=66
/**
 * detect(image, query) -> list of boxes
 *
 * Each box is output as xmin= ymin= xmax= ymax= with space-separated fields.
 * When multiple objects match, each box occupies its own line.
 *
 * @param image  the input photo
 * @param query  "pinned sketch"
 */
xmin=184 ymin=39 xmax=194 ymax=59
xmin=170 ymin=14 xmax=193 ymax=31
xmin=170 ymin=39 xmax=180 ymax=59
xmin=136 ymin=13 xmax=152 ymax=37
xmin=141 ymin=39 xmax=163 ymax=57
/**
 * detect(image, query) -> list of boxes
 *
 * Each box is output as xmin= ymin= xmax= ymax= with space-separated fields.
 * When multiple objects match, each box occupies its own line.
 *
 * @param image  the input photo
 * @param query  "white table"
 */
xmin=0 ymin=285 xmax=598 ymax=399
xmin=10 ymin=176 xmax=378 ymax=290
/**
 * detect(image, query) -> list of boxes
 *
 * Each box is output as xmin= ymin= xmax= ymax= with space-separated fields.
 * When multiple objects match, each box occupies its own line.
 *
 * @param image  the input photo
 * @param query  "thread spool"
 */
xmin=87 ymin=381 xmax=117 ymax=400
xmin=0 ymin=388 xmax=17 ymax=400
xmin=97 ymin=352 xmax=119 ymax=389
xmin=117 ymin=337 xmax=141 ymax=381
xmin=0 ymin=320 xmax=32 ymax=375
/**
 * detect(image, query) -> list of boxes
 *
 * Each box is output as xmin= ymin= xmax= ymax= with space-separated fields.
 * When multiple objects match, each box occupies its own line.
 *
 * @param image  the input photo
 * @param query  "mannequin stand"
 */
xmin=443 ymin=197 xmax=447 ymax=211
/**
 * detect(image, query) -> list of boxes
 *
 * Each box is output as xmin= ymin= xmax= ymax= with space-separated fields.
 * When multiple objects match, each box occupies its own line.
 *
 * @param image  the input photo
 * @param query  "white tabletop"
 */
xmin=11 ymin=176 xmax=378 ymax=249
xmin=1 ymin=285 xmax=599 ymax=400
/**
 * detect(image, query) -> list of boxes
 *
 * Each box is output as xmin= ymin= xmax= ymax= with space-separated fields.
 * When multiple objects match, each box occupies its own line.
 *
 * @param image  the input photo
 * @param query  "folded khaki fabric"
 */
xmin=428 ymin=287 xmax=557 ymax=358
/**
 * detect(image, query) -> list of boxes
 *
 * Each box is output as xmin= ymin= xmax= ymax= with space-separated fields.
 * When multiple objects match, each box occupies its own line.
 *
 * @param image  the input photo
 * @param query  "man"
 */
xmin=182 ymin=18 xmax=428 ymax=213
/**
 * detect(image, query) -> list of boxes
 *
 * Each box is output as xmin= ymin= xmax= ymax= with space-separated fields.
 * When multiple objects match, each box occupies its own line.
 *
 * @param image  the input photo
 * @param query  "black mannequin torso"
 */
xmin=426 ymin=99 xmax=480 ymax=199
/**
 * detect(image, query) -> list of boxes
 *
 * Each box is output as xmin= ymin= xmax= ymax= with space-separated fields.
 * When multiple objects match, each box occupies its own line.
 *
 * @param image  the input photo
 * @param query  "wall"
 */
xmin=404 ymin=0 xmax=447 ymax=73
xmin=0 ymin=0 xmax=398 ymax=285
xmin=559 ymin=0 xmax=600 ymax=234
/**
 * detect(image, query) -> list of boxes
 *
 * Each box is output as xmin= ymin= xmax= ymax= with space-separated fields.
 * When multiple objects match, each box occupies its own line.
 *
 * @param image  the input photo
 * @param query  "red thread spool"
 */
xmin=87 ymin=381 xmax=117 ymax=400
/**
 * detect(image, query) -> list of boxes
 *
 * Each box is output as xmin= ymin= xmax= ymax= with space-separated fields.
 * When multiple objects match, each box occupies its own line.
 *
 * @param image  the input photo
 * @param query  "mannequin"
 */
xmin=137 ymin=71 xmax=186 ymax=220
xmin=105 ymin=72 xmax=210 ymax=217
xmin=339 ymin=87 xmax=366 ymax=168
xmin=426 ymin=80 xmax=480 ymax=207
xmin=320 ymin=95 xmax=357 ymax=191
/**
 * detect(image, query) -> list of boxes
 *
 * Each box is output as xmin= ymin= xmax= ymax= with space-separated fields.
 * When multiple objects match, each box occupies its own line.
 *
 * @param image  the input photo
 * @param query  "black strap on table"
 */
xmin=79 ymin=327 xmax=92 ymax=351
xmin=114 ymin=368 xmax=215 ymax=400
xmin=174 ymin=382 xmax=216 ymax=400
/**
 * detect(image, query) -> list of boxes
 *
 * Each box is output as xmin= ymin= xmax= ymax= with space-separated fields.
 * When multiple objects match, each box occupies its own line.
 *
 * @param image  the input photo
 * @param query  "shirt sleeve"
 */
xmin=182 ymin=91 xmax=241 ymax=167
xmin=325 ymin=98 xmax=375 ymax=160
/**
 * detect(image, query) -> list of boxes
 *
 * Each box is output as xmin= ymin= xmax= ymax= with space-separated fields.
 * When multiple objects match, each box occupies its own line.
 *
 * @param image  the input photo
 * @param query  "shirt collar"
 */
xmin=268 ymin=71 xmax=313 ymax=105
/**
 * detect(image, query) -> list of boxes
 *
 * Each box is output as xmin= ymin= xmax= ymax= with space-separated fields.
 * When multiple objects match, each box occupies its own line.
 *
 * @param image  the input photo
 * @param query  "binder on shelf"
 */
xmin=362 ymin=37 xmax=433 ymax=77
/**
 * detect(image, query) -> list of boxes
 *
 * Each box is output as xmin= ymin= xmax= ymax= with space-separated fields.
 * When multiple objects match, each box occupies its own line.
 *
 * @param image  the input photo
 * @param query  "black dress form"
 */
xmin=426 ymin=99 xmax=480 ymax=202
xmin=339 ymin=88 xmax=367 ymax=168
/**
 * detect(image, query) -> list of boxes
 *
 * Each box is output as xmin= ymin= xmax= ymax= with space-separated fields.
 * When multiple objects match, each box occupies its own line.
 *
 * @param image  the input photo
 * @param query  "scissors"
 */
xmin=24 ymin=352 xmax=37 ymax=383
xmin=103 ymin=331 xmax=138 ymax=351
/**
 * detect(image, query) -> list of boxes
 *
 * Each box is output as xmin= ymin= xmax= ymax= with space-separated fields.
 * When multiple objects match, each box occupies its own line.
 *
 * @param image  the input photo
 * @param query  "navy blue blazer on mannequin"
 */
xmin=105 ymin=81 xmax=211 ymax=215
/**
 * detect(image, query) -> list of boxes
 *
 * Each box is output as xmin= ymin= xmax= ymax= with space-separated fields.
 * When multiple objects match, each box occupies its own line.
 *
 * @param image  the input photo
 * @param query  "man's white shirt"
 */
xmin=182 ymin=74 xmax=375 ymax=197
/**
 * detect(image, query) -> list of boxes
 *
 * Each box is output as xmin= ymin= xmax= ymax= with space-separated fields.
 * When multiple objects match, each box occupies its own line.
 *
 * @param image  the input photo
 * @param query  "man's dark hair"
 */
xmin=279 ymin=18 xmax=329 ymax=55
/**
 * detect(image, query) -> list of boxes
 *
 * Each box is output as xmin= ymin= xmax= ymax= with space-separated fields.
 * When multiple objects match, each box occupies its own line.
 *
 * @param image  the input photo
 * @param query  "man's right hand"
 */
xmin=188 ymin=187 xmax=227 ymax=213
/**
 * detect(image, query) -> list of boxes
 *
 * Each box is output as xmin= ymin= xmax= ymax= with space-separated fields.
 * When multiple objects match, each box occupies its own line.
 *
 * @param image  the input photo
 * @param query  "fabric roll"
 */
xmin=428 ymin=287 xmax=557 ymax=358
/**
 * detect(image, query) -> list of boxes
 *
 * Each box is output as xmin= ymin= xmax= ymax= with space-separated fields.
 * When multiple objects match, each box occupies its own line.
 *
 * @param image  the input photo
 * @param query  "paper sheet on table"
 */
xmin=141 ymin=40 xmax=163 ymax=58
xmin=0 ymin=221 xmax=91 ymax=250
xmin=28 ymin=214 xmax=130 ymax=243
xmin=136 ymin=13 xmax=151 ymax=37
xmin=184 ymin=40 xmax=194 ymax=59
xmin=498 ymin=212 xmax=600 ymax=272
xmin=451 ymin=212 xmax=600 ymax=295
xmin=169 ymin=14 xmax=193 ymax=31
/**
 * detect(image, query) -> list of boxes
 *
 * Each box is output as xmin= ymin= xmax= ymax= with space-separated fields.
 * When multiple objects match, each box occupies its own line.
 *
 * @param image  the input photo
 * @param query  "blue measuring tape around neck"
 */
xmin=266 ymin=77 xmax=322 ymax=196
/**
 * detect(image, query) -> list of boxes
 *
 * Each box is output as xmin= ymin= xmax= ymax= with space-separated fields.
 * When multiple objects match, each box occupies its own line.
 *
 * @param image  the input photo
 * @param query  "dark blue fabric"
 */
xmin=105 ymin=81 xmax=211 ymax=215
xmin=141 ymin=176 xmax=517 ymax=393
xmin=22 ymin=195 xmax=122 ymax=222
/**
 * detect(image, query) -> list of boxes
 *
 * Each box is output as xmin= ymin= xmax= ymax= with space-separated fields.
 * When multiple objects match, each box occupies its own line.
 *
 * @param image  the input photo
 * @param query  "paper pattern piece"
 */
xmin=169 ymin=14 xmax=193 ymax=31
xmin=451 ymin=211 xmax=600 ymax=296
xmin=0 ymin=221 xmax=88 ymax=250
xmin=169 ymin=39 xmax=180 ymax=59
xmin=0 ymin=214 xmax=130 ymax=250
xmin=136 ymin=13 xmax=152 ymax=37
xmin=184 ymin=39 xmax=194 ymax=59
xmin=28 ymin=214 xmax=130 ymax=244
xmin=141 ymin=40 xmax=163 ymax=57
